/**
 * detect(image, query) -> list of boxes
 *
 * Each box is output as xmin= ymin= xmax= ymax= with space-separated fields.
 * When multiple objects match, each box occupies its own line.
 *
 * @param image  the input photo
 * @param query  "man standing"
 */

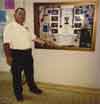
xmin=3 ymin=8 xmax=44 ymax=102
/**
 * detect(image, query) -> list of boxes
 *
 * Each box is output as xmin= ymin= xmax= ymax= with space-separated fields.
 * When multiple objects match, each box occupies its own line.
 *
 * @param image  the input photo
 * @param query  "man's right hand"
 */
xmin=3 ymin=43 xmax=12 ymax=65
xmin=6 ymin=56 xmax=13 ymax=65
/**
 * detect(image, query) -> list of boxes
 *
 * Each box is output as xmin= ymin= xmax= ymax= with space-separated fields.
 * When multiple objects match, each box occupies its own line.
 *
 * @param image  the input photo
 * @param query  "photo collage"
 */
xmin=34 ymin=3 xmax=96 ymax=49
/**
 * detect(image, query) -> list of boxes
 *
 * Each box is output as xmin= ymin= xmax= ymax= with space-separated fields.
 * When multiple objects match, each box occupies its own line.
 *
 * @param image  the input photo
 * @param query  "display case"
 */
xmin=34 ymin=1 xmax=98 ymax=51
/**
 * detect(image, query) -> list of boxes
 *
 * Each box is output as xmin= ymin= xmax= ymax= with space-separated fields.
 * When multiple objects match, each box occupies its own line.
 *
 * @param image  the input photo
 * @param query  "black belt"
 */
xmin=10 ymin=48 xmax=32 ymax=55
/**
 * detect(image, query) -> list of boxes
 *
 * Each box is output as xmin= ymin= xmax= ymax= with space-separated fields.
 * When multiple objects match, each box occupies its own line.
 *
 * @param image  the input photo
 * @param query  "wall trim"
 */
xmin=37 ymin=82 xmax=100 ymax=95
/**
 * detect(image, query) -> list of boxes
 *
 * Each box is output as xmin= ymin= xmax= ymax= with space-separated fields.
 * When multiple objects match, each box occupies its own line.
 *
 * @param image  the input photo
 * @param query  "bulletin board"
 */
xmin=0 ymin=0 xmax=14 ymax=63
xmin=34 ymin=1 xmax=98 ymax=51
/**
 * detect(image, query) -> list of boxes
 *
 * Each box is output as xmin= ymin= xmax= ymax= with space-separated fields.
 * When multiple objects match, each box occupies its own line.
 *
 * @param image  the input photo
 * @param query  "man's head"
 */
xmin=14 ymin=8 xmax=26 ymax=25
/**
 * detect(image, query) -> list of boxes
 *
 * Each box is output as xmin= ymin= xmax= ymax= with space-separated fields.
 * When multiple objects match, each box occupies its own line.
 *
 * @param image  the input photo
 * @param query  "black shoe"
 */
xmin=16 ymin=95 xmax=24 ymax=102
xmin=30 ymin=87 xmax=43 ymax=95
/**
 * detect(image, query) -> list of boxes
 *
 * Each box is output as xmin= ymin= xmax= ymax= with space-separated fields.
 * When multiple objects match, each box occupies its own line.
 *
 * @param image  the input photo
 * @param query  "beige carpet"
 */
xmin=0 ymin=80 xmax=100 ymax=104
xmin=0 ymin=72 xmax=100 ymax=104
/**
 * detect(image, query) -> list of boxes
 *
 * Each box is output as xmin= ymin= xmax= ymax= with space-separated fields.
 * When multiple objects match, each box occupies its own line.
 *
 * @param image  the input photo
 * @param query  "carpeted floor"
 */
xmin=0 ymin=72 xmax=100 ymax=104
xmin=0 ymin=81 xmax=100 ymax=104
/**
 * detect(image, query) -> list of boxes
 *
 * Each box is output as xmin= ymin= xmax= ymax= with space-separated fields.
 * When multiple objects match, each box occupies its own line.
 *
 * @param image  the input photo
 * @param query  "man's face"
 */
xmin=14 ymin=9 xmax=25 ymax=25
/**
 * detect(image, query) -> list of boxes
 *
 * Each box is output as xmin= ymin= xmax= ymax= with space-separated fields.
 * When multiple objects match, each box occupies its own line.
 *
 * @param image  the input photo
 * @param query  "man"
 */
xmin=3 ymin=8 xmax=44 ymax=102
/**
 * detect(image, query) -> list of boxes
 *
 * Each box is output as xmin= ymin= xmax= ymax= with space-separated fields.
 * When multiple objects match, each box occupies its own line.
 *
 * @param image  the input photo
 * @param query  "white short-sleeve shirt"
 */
xmin=3 ymin=21 xmax=36 ymax=50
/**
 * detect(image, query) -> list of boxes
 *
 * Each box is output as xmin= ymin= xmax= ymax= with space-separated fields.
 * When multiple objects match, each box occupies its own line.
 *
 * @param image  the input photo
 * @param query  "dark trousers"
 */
xmin=10 ymin=49 xmax=35 ymax=99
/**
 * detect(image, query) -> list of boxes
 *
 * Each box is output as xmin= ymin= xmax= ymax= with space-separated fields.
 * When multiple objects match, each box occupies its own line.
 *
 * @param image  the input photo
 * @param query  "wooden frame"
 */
xmin=33 ymin=1 xmax=98 ymax=51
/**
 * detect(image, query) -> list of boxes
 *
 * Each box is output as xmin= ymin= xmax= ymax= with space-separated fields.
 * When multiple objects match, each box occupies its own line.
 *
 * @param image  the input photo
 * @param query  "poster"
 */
xmin=0 ymin=10 xmax=6 ymax=63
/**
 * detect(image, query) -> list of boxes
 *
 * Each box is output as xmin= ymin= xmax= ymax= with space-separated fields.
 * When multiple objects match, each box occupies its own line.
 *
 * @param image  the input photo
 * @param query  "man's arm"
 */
xmin=3 ymin=43 xmax=12 ymax=65
xmin=32 ymin=37 xmax=45 ymax=45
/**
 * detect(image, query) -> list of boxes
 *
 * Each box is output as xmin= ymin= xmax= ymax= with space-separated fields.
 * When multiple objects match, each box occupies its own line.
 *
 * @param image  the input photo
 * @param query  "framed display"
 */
xmin=51 ymin=16 xmax=58 ymax=21
xmin=51 ymin=23 xmax=58 ymax=27
xmin=0 ymin=10 xmax=6 ymax=23
xmin=34 ymin=1 xmax=98 ymax=51
xmin=52 ymin=9 xmax=59 ymax=15
xmin=51 ymin=29 xmax=58 ymax=33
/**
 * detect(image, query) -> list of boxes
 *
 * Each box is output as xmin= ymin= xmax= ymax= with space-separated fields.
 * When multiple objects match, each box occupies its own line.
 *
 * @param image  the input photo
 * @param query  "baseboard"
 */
xmin=37 ymin=82 xmax=100 ymax=95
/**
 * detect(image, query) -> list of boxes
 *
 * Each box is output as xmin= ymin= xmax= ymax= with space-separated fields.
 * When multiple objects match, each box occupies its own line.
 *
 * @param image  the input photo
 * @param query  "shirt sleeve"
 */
xmin=3 ymin=24 xmax=11 ymax=43
xmin=32 ymin=33 xmax=36 ymax=41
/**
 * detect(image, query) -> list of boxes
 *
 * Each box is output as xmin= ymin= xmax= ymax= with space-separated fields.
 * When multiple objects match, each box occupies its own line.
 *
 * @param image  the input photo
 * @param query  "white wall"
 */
xmin=24 ymin=0 xmax=100 ymax=89
xmin=1 ymin=0 xmax=100 ymax=89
